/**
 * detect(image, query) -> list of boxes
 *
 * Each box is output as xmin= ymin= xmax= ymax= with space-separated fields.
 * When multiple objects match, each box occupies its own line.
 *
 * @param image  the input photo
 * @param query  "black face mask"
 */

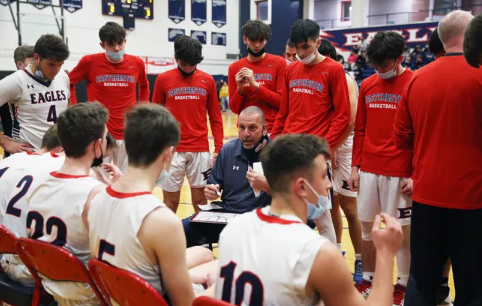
xmin=247 ymin=47 xmax=266 ymax=57
xmin=242 ymin=134 xmax=268 ymax=162
xmin=178 ymin=66 xmax=196 ymax=77
xmin=91 ymin=146 xmax=104 ymax=168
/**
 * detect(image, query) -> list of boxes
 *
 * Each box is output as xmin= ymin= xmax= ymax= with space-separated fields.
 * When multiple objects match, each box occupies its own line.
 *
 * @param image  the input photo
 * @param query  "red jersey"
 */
xmin=228 ymin=54 xmax=287 ymax=131
xmin=394 ymin=55 xmax=482 ymax=209
xmin=352 ymin=69 xmax=414 ymax=178
xmin=271 ymin=58 xmax=350 ymax=149
xmin=152 ymin=68 xmax=224 ymax=153
xmin=69 ymin=53 xmax=149 ymax=140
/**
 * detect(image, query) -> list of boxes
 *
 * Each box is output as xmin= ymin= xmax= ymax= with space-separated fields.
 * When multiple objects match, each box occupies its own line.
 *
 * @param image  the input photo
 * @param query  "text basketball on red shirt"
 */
xmin=352 ymin=69 xmax=414 ymax=178
xmin=69 ymin=53 xmax=150 ymax=140
xmin=271 ymin=58 xmax=350 ymax=149
xmin=228 ymin=54 xmax=287 ymax=132
xmin=152 ymin=68 xmax=224 ymax=153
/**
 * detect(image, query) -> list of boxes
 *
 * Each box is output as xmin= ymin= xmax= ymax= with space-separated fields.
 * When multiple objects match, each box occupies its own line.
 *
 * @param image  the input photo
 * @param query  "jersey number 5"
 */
xmin=47 ymin=105 xmax=57 ymax=123
xmin=220 ymin=262 xmax=264 ymax=306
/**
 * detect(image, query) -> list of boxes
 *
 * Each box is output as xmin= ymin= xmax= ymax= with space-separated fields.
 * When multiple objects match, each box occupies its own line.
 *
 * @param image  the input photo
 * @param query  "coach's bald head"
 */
xmin=438 ymin=10 xmax=473 ymax=52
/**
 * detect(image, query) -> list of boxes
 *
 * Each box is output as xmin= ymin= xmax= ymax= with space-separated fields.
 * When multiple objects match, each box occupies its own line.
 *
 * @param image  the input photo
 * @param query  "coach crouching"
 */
xmin=182 ymin=106 xmax=272 ymax=247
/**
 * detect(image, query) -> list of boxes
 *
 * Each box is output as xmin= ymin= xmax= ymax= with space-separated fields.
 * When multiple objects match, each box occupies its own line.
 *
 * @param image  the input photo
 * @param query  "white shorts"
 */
xmin=333 ymin=136 xmax=357 ymax=198
xmin=0 ymin=255 xmax=34 ymax=286
xmin=160 ymin=152 xmax=213 ymax=192
xmin=358 ymin=171 xmax=412 ymax=226
xmin=103 ymin=140 xmax=128 ymax=173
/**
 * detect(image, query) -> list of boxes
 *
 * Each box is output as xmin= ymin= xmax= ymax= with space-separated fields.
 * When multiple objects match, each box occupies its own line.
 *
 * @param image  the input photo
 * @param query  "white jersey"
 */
xmin=0 ymin=152 xmax=44 ymax=223
xmin=215 ymin=206 xmax=328 ymax=306
xmin=27 ymin=172 xmax=101 ymax=302
xmin=0 ymin=152 xmax=65 ymax=285
xmin=88 ymin=186 xmax=164 ymax=294
xmin=0 ymin=67 xmax=69 ymax=150
xmin=2 ymin=152 xmax=65 ymax=239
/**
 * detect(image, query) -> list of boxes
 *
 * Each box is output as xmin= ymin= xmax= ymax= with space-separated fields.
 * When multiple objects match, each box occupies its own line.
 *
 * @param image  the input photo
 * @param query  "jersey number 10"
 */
xmin=220 ymin=262 xmax=264 ymax=306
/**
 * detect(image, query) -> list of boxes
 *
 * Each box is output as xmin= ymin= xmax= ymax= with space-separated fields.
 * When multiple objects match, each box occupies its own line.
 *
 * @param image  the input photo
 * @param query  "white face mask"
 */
xmin=376 ymin=61 xmax=400 ymax=80
xmin=296 ymin=51 xmax=316 ymax=65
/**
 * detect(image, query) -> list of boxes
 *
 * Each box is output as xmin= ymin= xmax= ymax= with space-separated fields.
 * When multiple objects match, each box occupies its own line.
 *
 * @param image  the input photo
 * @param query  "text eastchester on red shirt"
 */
xmin=69 ymin=53 xmax=150 ymax=140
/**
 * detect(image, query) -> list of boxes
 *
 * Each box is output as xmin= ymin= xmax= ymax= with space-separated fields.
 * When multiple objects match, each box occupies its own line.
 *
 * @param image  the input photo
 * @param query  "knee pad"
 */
xmin=361 ymin=222 xmax=372 ymax=241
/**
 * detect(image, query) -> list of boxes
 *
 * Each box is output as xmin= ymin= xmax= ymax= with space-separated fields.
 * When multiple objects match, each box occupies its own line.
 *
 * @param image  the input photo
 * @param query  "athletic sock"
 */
xmin=363 ymin=272 xmax=374 ymax=282
xmin=355 ymin=254 xmax=362 ymax=261
xmin=397 ymin=274 xmax=409 ymax=287
xmin=337 ymin=243 xmax=342 ymax=251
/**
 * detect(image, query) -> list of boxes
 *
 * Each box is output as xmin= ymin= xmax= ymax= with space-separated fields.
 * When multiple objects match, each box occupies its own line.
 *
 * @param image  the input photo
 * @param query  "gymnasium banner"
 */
xmin=212 ymin=32 xmax=226 ymax=46
xmin=191 ymin=0 xmax=207 ymax=26
xmin=145 ymin=57 xmax=175 ymax=75
xmin=27 ymin=0 xmax=51 ymax=9
xmin=169 ymin=0 xmax=185 ymax=24
xmin=191 ymin=30 xmax=207 ymax=44
xmin=320 ymin=21 xmax=439 ymax=52
xmin=0 ymin=0 xmax=15 ymax=6
xmin=168 ymin=28 xmax=185 ymax=42
xmin=63 ymin=0 xmax=82 ymax=13
xmin=212 ymin=0 xmax=226 ymax=28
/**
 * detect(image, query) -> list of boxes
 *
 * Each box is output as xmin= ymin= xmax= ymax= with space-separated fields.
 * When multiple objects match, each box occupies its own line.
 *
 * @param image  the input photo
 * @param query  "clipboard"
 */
xmin=189 ymin=211 xmax=240 ymax=224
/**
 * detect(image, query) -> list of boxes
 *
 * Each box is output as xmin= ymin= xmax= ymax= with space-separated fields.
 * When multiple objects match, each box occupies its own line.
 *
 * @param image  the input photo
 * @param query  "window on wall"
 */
xmin=257 ymin=0 xmax=269 ymax=21
xmin=341 ymin=1 xmax=352 ymax=21
xmin=251 ymin=0 xmax=271 ymax=24
xmin=434 ymin=0 xmax=456 ymax=15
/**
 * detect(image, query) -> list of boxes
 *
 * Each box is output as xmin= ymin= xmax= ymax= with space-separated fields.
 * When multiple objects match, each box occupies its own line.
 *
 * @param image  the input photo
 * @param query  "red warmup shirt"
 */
xmin=228 ymin=54 xmax=287 ymax=131
xmin=270 ymin=58 xmax=350 ymax=149
xmin=152 ymin=68 xmax=224 ymax=153
xmin=394 ymin=55 xmax=482 ymax=209
xmin=69 ymin=53 xmax=150 ymax=140
xmin=352 ymin=69 xmax=414 ymax=178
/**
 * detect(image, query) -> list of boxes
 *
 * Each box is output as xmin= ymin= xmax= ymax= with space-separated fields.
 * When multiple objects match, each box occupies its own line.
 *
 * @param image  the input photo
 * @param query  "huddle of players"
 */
xmin=0 ymin=12 xmax=481 ymax=306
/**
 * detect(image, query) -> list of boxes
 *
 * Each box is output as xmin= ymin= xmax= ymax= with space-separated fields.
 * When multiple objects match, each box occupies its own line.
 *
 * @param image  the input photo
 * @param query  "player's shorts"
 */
xmin=160 ymin=152 xmax=213 ymax=192
xmin=103 ymin=139 xmax=128 ymax=173
xmin=0 ymin=255 xmax=34 ymax=286
xmin=357 ymin=171 xmax=412 ymax=226
xmin=333 ymin=136 xmax=357 ymax=198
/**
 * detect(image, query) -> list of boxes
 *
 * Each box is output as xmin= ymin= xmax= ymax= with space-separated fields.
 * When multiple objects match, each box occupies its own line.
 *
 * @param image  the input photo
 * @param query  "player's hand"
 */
xmin=331 ymin=150 xmax=338 ymax=169
xmin=348 ymin=167 xmax=360 ymax=192
xmin=239 ymin=68 xmax=259 ymax=90
xmin=401 ymin=178 xmax=413 ymax=196
xmin=246 ymin=167 xmax=269 ymax=192
xmin=2 ymin=137 xmax=33 ymax=153
xmin=204 ymin=184 xmax=220 ymax=201
xmin=211 ymin=153 xmax=218 ymax=166
xmin=235 ymin=71 xmax=246 ymax=94
xmin=101 ymin=163 xmax=123 ymax=184
xmin=372 ymin=213 xmax=403 ymax=257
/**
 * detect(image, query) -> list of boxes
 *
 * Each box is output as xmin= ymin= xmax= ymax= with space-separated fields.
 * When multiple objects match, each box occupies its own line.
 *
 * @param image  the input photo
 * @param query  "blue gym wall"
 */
xmin=239 ymin=0 xmax=304 ymax=58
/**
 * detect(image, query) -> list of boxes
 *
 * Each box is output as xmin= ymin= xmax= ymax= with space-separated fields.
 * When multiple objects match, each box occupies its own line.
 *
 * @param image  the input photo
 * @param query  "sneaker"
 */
xmin=393 ymin=284 xmax=406 ymax=306
xmin=436 ymin=286 xmax=452 ymax=306
xmin=353 ymin=260 xmax=363 ymax=284
xmin=342 ymin=251 xmax=346 ymax=258
xmin=355 ymin=279 xmax=372 ymax=298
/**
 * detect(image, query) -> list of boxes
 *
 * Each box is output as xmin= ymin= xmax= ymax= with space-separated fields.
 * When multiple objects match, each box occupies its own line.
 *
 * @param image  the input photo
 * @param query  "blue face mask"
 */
xmin=106 ymin=49 xmax=125 ymax=61
xmin=156 ymin=159 xmax=172 ymax=185
xmin=303 ymin=180 xmax=330 ymax=220
xmin=156 ymin=170 xmax=171 ymax=185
